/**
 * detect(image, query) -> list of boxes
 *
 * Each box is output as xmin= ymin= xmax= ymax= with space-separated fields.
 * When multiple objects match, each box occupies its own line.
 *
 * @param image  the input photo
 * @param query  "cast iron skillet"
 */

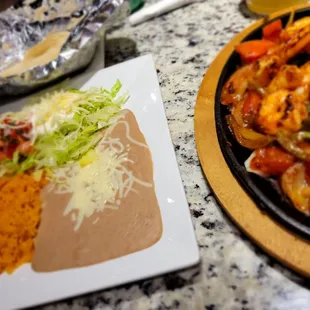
xmin=215 ymin=7 xmax=310 ymax=240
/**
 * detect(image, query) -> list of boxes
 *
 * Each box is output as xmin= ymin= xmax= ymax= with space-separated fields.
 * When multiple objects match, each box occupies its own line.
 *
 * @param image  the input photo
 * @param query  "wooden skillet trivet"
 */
xmin=194 ymin=3 xmax=310 ymax=277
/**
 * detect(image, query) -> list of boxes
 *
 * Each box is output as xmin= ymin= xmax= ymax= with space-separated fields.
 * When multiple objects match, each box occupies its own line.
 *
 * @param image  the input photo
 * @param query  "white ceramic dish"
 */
xmin=0 ymin=55 xmax=199 ymax=310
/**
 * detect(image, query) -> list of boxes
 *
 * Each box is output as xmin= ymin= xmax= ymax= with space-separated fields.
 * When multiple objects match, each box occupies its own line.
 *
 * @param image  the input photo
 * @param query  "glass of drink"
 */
xmin=246 ymin=0 xmax=308 ymax=15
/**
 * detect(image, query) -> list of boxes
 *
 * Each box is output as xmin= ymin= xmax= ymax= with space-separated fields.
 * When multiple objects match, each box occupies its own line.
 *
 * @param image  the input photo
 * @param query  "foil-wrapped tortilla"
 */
xmin=0 ymin=0 xmax=130 ymax=96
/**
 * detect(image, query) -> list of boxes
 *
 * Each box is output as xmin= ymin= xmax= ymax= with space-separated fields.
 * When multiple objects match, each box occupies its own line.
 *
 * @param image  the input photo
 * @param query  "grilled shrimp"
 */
xmin=266 ymin=65 xmax=304 ymax=93
xmin=280 ymin=17 xmax=310 ymax=60
xmin=281 ymin=17 xmax=310 ymax=45
xmin=301 ymin=60 xmax=310 ymax=83
xmin=221 ymin=65 xmax=254 ymax=105
xmin=221 ymin=53 xmax=286 ymax=106
xmin=254 ymin=60 xmax=310 ymax=135
xmin=255 ymin=86 xmax=309 ymax=135
xmin=266 ymin=61 xmax=310 ymax=94
xmin=221 ymin=17 xmax=310 ymax=107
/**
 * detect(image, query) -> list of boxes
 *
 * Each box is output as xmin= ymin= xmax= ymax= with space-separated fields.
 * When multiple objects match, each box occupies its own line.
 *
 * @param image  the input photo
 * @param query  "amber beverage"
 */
xmin=246 ymin=0 xmax=308 ymax=14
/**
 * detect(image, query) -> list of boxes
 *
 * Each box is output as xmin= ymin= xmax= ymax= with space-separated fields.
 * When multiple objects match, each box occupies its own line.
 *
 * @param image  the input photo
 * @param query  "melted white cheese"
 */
xmin=51 ymin=115 xmax=152 ymax=231
xmin=64 ymin=147 xmax=128 ymax=231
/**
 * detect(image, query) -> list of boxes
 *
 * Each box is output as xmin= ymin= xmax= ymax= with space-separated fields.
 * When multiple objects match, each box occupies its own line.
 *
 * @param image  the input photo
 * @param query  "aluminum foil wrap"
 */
xmin=0 ymin=0 xmax=130 ymax=96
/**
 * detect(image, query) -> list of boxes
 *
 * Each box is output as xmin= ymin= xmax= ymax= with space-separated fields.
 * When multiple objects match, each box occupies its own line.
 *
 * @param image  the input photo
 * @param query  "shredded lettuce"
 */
xmin=35 ymin=80 xmax=128 ymax=167
xmin=0 ymin=80 xmax=128 ymax=175
xmin=12 ymin=151 xmax=19 ymax=165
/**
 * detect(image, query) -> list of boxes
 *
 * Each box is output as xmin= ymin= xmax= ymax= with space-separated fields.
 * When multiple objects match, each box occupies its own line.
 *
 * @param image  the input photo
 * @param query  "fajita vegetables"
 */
xmin=221 ymin=15 xmax=310 ymax=215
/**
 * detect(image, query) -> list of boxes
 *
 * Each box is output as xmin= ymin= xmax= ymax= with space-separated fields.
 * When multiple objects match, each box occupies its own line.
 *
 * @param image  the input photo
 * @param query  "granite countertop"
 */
xmin=38 ymin=0 xmax=310 ymax=309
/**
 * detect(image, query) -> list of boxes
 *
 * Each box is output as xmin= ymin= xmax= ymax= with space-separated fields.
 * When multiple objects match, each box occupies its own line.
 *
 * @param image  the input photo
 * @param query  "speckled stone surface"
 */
xmin=36 ymin=0 xmax=310 ymax=309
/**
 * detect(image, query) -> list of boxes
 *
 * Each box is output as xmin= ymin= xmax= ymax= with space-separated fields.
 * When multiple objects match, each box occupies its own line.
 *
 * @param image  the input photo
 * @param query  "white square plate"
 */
xmin=0 ymin=55 xmax=199 ymax=310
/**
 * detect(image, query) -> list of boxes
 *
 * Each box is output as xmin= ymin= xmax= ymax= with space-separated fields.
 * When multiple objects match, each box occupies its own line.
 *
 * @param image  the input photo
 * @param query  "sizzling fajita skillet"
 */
xmin=195 ymin=3 xmax=310 ymax=277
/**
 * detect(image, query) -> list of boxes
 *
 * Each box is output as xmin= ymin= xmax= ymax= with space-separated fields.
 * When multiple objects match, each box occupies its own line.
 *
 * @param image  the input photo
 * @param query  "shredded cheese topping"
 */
xmin=49 ymin=115 xmax=152 ymax=231
xmin=65 ymin=148 xmax=129 ymax=231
